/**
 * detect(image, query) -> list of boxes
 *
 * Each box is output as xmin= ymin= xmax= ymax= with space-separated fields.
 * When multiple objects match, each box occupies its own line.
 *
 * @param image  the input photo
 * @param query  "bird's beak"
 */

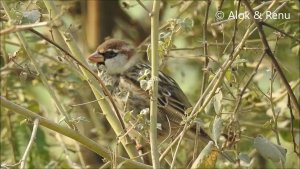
xmin=88 ymin=51 xmax=104 ymax=63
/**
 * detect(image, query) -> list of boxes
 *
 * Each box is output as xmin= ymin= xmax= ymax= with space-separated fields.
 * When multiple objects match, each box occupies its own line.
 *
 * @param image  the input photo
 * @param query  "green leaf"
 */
xmin=123 ymin=111 xmax=133 ymax=123
xmin=225 ymin=70 xmax=232 ymax=82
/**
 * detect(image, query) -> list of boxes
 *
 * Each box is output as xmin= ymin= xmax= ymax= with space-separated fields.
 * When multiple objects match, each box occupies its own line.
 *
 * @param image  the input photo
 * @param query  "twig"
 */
xmin=6 ymin=111 xmax=18 ymax=163
xmin=229 ymin=0 xmax=241 ymax=58
xmin=217 ymin=0 xmax=224 ymax=11
xmin=242 ymin=0 xmax=300 ymax=117
xmin=2 ymin=1 xmax=140 ymax=161
xmin=211 ymin=0 xmax=285 ymax=26
xmin=27 ymin=29 xmax=126 ymax=132
xmin=1 ymin=161 xmax=22 ymax=168
xmin=69 ymin=99 xmax=104 ymax=107
xmin=20 ymin=118 xmax=40 ymax=169
xmin=99 ymin=161 xmax=111 ymax=169
xmin=160 ymin=0 xmax=277 ymax=161
xmin=194 ymin=0 xmax=211 ymax=162
xmin=254 ymin=79 xmax=300 ymax=107
xmin=0 ymin=96 xmax=152 ymax=169
xmin=248 ymin=1 xmax=288 ymax=37
xmin=240 ymin=120 xmax=300 ymax=132
xmin=1 ymin=1 xmax=76 ymax=129
xmin=136 ymin=0 xmax=151 ymax=14
xmin=0 ymin=21 xmax=49 ymax=35
xmin=170 ymin=126 xmax=186 ymax=168
xmin=137 ymin=1 xmax=195 ymax=50
xmin=269 ymin=64 xmax=282 ymax=146
xmin=261 ymin=22 xmax=300 ymax=43
xmin=200 ymin=0 xmax=211 ymax=105
xmin=55 ymin=133 xmax=82 ymax=168
xmin=232 ymin=52 xmax=265 ymax=118
xmin=150 ymin=0 xmax=161 ymax=168
xmin=288 ymin=96 xmax=300 ymax=157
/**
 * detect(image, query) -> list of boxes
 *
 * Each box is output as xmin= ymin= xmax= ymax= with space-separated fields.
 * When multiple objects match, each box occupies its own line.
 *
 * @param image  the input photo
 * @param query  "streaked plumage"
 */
xmin=88 ymin=39 xmax=210 ymax=142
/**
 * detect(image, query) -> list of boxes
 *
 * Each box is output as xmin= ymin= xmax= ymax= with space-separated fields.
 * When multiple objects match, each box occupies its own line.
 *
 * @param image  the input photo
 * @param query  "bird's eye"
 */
xmin=104 ymin=50 xmax=118 ymax=59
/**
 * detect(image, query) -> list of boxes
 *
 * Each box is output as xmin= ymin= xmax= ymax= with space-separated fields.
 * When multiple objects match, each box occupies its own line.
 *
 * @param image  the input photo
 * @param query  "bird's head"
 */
xmin=88 ymin=39 xmax=136 ymax=74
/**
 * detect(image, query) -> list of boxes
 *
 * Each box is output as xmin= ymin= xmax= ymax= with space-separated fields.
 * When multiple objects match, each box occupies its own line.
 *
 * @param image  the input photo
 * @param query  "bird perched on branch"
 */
xmin=88 ymin=39 xmax=211 ymax=144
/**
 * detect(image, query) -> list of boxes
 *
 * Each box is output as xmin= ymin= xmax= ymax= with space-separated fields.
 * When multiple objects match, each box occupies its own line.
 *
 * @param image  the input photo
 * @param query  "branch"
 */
xmin=288 ymin=96 xmax=300 ymax=157
xmin=20 ymin=118 xmax=39 ymax=169
xmin=136 ymin=0 xmax=151 ymax=14
xmin=160 ymin=0 xmax=283 ymax=161
xmin=0 ymin=21 xmax=49 ymax=35
xmin=0 ymin=96 xmax=152 ymax=169
xmin=200 ymin=0 xmax=211 ymax=104
xmin=150 ymin=0 xmax=160 ymax=168
xmin=1 ymin=1 xmax=75 ymax=129
xmin=195 ymin=0 xmax=211 ymax=160
xmin=232 ymin=52 xmax=265 ymax=118
xmin=242 ymin=0 xmax=300 ymax=117
xmin=41 ymin=0 xmax=141 ymax=161
xmin=2 ymin=0 xmax=141 ymax=161
xmin=27 ymin=29 xmax=127 ymax=130
xmin=261 ymin=22 xmax=300 ymax=43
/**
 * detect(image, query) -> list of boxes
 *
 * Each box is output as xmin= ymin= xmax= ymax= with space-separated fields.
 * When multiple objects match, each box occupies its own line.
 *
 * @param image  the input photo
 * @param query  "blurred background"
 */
xmin=1 ymin=0 xmax=299 ymax=168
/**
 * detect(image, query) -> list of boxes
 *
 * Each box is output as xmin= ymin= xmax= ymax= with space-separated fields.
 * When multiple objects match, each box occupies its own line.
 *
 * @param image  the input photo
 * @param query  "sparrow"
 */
xmin=88 ymin=39 xmax=211 ymax=143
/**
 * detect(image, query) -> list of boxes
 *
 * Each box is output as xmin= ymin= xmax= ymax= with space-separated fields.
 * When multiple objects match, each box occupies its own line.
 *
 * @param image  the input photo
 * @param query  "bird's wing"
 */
xmin=125 ymin=63 xmax=192 ymax=124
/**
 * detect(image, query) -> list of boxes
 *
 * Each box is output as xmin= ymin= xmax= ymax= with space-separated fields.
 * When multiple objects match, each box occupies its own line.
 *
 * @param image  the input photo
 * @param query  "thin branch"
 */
xmin=69 ymin=99 xmax=104 ymax=107
xmin=1 ymin=1 xmax=76 ymax=129
xmin=6 ymin=112 xmax=18 ymax=163
xmin=170 ymin=126 xmax=186 ymax=168
xmin=55 ymin=134 xmax=83 ymax=168
xmin=200 ymin=0 xmax=211 ymax=105
xmin=160 ymin=0 xmax=280 ymax=161
xmin=0 ymin=21 xmax=49 ymax=35
xmin=240 ymin=120 xmax=300 ymax=132
xmin=288 ymin=96 xmax=300 ymax=157
xmin=242 ymin=0 xmax=300 ymax=117
xmin=1 ymin=1 xmax=140 ymax=161
xmin=254 ymin=79 xmax=300 ymax=107
xmin=150 ymin=0 xmax=160 ymax=168
xmin=137 ymin=1 xmax=195 ymax=50
xmin=27 ymin=29 xmax=127 ymax=135
xmin=45 ymin=0 xmax=141 ymax=160
xmin=261 ymin=22 xmax=300 ymax=43
xmin=136 ymin=0 xmax=151 ymax=14
xmin=211 ymin=0 xmax=285 ymax=26
xmin=248 ymin=2 xmax=288 ymax=37
xmin=20 ymin=118 xmax=39 ymax=169
xmin=194 ymin=0 xmax=211 ymax=162
xmin=232 ymin=52 xmax=265 ymax=118
xmin=270 ymin=64 xmax=282 ymax=146
xmin=0 ymin=96 xmax=152 ymax=169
